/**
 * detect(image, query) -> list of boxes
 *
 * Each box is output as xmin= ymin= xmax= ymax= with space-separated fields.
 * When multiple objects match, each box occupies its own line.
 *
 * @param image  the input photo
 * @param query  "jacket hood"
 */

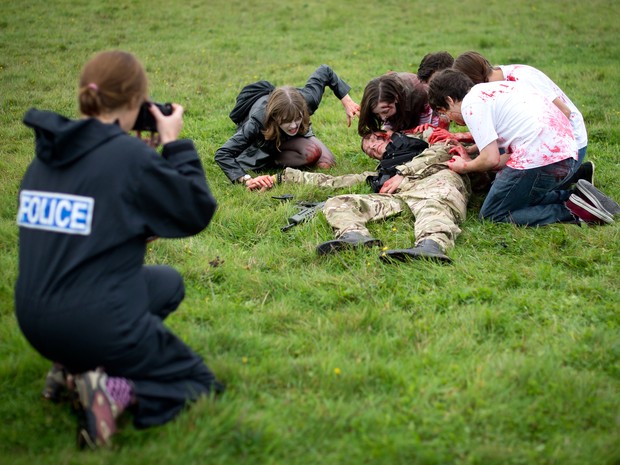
xmin=23 ymin=108 xmax=125 ymax=168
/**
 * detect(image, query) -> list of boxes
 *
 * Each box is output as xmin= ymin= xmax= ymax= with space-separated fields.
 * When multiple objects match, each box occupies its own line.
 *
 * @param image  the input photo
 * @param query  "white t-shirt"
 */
xmin=499 ymin=64 xmax=587 ymax=149
xmin=462 ymin=81 xmax=578 ymax=170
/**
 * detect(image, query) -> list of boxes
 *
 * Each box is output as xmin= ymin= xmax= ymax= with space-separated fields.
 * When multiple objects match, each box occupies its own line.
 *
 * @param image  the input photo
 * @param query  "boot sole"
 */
xmin=317 ymin=239 xmax=382 ymax=255
xmin=380 ymin=248 xmax=452 ymax=264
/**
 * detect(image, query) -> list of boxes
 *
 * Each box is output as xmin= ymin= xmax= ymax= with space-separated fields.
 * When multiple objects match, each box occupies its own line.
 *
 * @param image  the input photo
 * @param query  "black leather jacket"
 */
xmin=214 ymin=64 xmax=352 ymax=182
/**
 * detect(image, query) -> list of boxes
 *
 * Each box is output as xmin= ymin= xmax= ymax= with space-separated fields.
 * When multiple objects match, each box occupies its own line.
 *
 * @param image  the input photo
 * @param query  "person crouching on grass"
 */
xmin=214 ymin=65 xmax=360 ymax=191
xmin=427 ymin=69 xmax=620 ymax=226
xmin=15 ymin=50 xmax=224 ymax=449
xmin=452 ymin=50 xmax=591 ymax=188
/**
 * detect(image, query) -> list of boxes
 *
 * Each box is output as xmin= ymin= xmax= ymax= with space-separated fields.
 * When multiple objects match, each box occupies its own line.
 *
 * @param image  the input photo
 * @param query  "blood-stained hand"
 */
xmin=428 ymin=128 xmax=457 ymax=145
xmin=447 ymin=156 xmax=468 ymax=173
xmin=451 ymin=132 xmax=474 ymax=144
xmin=246 ymin=175 xmax=275 ymax=192
xmin=409 ymin=123 xmax=432 ymax=134
xmin=448 ymin=144 xmax=470 ymax=160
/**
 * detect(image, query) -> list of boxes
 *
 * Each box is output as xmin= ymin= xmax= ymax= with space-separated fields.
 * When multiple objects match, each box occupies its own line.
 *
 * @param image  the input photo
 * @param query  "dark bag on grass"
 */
xmin=229 ymin=80 xmax=276 ymax=125
xmin=366 ymin=133 xmax=429 ymax=192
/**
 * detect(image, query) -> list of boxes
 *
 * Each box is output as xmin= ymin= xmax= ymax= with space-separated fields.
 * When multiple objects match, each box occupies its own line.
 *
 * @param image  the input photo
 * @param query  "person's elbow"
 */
xmin=186 ymin=194 xmax=218 ymax=234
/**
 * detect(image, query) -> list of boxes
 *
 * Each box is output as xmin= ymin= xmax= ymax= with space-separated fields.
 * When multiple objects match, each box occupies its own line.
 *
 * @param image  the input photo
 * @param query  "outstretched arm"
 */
xmin=299 ymin=64 xmax=353 ymax=115
xmin=214 ymin=119 xmax=261 ymax=182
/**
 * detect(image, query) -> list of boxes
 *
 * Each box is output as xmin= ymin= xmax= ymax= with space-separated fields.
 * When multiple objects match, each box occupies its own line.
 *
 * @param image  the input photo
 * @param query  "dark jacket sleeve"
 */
xmin=214 ymin=109 xmax=264 ymax=183
xmin=134 ymin=139 xmax=217 ymax=238
xmin=299 ymin=64 xmax=352 ymax=115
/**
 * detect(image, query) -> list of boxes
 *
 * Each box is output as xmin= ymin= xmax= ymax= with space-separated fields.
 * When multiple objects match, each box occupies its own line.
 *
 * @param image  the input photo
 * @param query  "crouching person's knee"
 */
xmin=302 ymin=142 xmax=322 ymax=165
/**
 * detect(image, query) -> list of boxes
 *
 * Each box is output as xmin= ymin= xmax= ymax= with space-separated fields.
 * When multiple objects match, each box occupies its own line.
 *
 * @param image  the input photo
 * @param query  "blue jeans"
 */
xmin=577 ymin=146 xmax=587 ymax=165
xmin=480 ymin=157 xmax=577 ymax=226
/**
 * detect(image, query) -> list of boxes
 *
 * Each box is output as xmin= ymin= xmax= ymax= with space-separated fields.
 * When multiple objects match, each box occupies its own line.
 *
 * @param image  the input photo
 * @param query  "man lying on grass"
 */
xmin=251 ymin=127 xmax=472 ymax=264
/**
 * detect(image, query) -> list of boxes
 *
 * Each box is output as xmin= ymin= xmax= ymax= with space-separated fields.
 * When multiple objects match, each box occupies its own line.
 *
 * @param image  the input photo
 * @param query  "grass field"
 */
xmin=1 ymin=0 xmax=619 ymax=464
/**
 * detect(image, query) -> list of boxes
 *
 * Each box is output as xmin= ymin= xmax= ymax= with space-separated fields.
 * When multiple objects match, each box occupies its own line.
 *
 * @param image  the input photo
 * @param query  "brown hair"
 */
xmin=78 ymin=50 xmax=148 ymax=117
xmin=357 ymin=72 xmax=428 ymax=137
xmin=453 ymin=51 xmax=494 ymax=84
xmin=417 ymin=51 xmax=454 ymax=83
xmin=427 ymin=69 xmax=474 ymax=111
xmin=261 ymin=86 xmax=310 ymax=150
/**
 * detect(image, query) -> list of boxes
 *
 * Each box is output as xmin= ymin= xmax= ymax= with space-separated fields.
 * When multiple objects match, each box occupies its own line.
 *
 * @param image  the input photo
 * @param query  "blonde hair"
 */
xmin=78 ymin=50 xmax=148 ymax=116
xmin=262 ymin=87 xmax=310 ymax=150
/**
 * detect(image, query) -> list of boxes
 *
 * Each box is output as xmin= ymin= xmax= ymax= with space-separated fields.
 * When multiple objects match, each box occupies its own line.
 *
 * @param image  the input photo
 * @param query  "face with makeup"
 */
xmin=279 ymin=117 xmax=303 ymax=136
xmin=436 ymin=97 xmax=465 ymax=126
xmin=362 ymin=132 xmax=391 ymax=160
xmin=372 ymin=101 xmax=397 ymax=121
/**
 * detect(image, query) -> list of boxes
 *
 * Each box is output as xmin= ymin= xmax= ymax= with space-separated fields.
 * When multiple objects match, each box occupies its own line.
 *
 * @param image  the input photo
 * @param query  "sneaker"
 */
xmin=42 ymin=365 xmax=69 ymax=402
xmin=316 ymin=231 xmax=382 ymax=255
xmin=74 ymin=369 xmax=118 ymax=449
xmin=565 ymin=194 xmax=614 ymax=225
xmin=575 ymin=179 xmax=620 ymax=217
xmin=380 ymin=239 xmax=452 ymax=264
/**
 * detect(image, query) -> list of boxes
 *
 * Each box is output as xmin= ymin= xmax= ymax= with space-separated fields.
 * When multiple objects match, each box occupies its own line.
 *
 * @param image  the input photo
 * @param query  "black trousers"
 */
xmin=16 ymin=265 xmax=221 ymax=428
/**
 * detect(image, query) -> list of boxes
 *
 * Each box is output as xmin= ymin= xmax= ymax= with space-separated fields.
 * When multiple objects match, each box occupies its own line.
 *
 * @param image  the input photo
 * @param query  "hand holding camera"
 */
xmin=133 ymin=101 xmax=184 ymax=146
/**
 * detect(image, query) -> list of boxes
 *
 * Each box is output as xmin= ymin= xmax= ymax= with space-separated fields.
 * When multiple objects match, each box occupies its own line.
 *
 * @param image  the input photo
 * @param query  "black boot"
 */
xmin=380 ymin=239 xmax=452 ymax=264
xmin=317 ymin=232 xmax=382 ymax=255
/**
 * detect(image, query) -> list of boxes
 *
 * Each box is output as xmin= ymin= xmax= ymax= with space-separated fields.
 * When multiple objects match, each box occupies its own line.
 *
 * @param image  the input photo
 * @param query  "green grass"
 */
xmin=1 ymin=0 xmax=620 ymax=464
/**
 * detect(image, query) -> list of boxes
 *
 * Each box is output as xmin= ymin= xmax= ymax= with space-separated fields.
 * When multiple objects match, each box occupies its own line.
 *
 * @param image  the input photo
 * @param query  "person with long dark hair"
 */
xmin=357 ymin=72 xmax=432 ymax=137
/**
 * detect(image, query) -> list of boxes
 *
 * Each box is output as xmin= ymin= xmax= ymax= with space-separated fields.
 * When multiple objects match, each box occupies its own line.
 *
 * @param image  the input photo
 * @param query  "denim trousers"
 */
xmin=479 ymin=157 xmax=577 ymax=226
xmin=577 ymin=146 xmax=587 ymax=165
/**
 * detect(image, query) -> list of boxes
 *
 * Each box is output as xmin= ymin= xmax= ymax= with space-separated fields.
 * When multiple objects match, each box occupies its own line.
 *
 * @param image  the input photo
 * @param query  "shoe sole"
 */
xmin=576 ymin=180 xmax=620 ymax=216
xmin=380 ymin=248 xmax=452 ymax=264
xmin=75 ymin=371 xmax=117 ymax=449
xmin=566 ymin=195 xmax=613 ymax=225
xmin=317 ymin=238 xmax=382 ymax=255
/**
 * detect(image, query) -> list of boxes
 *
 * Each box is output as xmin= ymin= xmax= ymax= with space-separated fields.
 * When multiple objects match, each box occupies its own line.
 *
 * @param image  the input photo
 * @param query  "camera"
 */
xmin=132 ymin=101 xmax=173 ymax=132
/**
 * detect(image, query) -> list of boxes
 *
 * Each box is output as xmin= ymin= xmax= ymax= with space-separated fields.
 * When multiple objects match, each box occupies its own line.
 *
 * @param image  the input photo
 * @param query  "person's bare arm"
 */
xmin=552 ymin=97 xmax=571 ymax=119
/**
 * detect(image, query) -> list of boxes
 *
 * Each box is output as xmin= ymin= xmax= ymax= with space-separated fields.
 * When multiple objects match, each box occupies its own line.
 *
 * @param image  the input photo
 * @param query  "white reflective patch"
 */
xmin=17 ymin=190 xmax=94 ymax=235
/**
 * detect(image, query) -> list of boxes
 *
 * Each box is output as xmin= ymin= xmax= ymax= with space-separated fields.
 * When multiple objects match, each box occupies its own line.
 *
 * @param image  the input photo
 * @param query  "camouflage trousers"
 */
xmin=282 ymin=162 xmax=470 ymax=252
